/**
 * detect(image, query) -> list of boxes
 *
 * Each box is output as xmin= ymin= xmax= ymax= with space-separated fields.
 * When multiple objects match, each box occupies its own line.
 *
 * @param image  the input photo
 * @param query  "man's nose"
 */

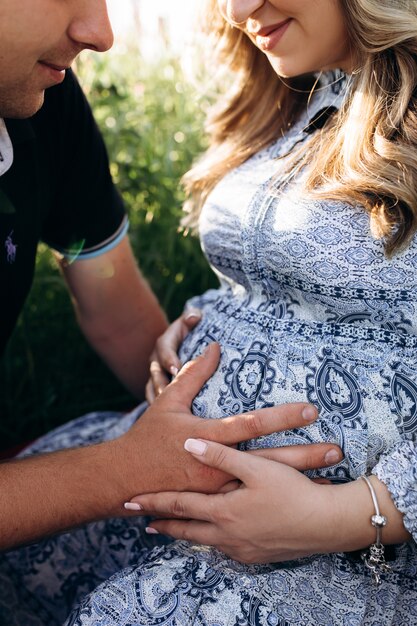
xmin=221 ymin=0 xmax=266 ymax=26
xmin=68 ymin=0 xmax=114 ymax=53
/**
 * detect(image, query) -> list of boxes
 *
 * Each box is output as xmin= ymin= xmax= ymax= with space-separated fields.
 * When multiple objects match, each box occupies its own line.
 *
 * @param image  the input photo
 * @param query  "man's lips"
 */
xmin=37 ymin=60 xmax=70 ymax=85
xmin=39 ymin=61 xmax=69 ymax=72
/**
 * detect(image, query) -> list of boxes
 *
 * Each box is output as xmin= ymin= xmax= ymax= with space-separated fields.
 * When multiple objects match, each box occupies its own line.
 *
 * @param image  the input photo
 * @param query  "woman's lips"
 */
xmin=255 ymin=19 xmax=292 ymax=52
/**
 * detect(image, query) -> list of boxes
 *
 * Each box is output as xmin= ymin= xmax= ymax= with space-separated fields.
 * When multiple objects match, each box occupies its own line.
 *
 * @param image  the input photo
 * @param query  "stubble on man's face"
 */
xmin=0 ymin=1 xmax=66 ymax=118
xmin=0 ymin=0 xmax=113 ymax=119
xmin=0 ymin=77 xmax=46 ymax=119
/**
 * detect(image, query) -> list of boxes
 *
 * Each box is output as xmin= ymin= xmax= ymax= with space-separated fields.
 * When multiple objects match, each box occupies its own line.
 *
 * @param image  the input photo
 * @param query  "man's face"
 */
xmin=0 ymin=0 xmax=114 ymax=118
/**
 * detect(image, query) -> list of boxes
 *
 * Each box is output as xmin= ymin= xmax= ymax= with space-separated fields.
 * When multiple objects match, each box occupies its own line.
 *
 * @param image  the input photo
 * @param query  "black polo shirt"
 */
xmin=0 ymin=70 xmax=127 ymax=354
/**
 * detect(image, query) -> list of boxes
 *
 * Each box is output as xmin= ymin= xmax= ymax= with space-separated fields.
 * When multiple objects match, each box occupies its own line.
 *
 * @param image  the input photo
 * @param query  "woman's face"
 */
xmin=217 ymin=0 xmax=352 ymax=77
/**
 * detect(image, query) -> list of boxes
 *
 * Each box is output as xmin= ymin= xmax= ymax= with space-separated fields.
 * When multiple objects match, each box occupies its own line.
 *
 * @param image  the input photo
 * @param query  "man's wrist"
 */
xmin=0 ymin=440 xmax=133 ymax=550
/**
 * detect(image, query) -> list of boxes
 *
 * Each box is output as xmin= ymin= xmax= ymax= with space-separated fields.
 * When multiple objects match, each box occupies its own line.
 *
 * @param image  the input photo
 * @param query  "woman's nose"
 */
xmin=68 ymin=0 xmax=114 ymax=53
xmin=219 ymin=0 xmax=266 ymax=26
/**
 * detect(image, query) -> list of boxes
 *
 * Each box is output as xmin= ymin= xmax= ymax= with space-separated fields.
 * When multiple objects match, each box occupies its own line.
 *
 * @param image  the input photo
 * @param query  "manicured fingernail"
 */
xmin=325 ymin=449 xmax=340 ymax=465
xmin=184 ymin=438 xmax=208 ymax=456
xmin=170 ymin=365 xmax=179 ymax=377
xmin=124 ymin=502 xmax=142 ymax=511
xmin=145 ymin=527 xmax=159 ymax=535
xmin=302 ymin=406 xmax=317 ymax=422
xmin=202 ymin=344 xmax=212 ymax=357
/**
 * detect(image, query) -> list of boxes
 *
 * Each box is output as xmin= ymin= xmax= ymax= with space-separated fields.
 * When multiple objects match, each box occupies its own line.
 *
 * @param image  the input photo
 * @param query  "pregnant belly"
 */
xmin=178 ymin=306 xmax=408 ymax=482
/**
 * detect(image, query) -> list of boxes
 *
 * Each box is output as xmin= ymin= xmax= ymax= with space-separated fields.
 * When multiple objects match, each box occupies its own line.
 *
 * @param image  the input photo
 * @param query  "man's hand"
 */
xmin=0 ymin=342 xmax=341 ymax=550
xmin=145 ymin=309 xmax=202 ymax=403
xmin=117 ymin=343 xmax=342 ymax=502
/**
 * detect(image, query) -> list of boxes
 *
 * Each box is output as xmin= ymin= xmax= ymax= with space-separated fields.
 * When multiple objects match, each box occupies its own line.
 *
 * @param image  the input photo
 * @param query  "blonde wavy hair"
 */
xmin=183 ymin=0 xmax=417 ymax=256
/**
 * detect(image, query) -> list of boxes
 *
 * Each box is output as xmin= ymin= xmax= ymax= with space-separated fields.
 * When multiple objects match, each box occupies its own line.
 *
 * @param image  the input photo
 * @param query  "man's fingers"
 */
xmin=248 ymin=443 xmax=343 ymax=470
xmin=165 ymin=343 xmax=221 ymax=408
xmin=147 ymin=519 xmax=218 ymax=546
xmin=200 ymin=402 xmax=318 ymax=446
xmin=217 ymin=479 xmax=241 ymax=494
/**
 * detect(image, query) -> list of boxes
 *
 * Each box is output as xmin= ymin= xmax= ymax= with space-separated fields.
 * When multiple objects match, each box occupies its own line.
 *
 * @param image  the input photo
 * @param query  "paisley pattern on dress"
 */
xmin=1 ymin=71 xmax=416 ymax=625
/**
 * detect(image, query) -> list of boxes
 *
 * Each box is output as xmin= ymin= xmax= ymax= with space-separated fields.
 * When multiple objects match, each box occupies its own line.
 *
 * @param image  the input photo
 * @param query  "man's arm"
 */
xmin=59 ymin=235 xmax=167 ymax=397
xmin=0 ymin=345 xmax=341 ymax=550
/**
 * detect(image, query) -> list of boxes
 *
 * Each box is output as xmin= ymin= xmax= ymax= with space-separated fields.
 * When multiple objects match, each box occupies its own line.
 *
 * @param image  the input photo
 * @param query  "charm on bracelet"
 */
xmin=360 ymin=475 xmax=391 ymax=586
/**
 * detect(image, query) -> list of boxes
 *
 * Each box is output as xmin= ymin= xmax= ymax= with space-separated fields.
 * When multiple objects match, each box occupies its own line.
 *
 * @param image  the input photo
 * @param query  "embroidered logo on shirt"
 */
xmin=5 ymin=230 xmax=17 ymax=263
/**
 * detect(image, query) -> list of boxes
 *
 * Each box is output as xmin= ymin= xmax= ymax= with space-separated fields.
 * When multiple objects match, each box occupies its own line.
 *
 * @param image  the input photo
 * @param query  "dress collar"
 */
xmin=308 ymin=69 xmax=349 ymax=115
xmin=269 ymin=70 xmax=350 ymax=159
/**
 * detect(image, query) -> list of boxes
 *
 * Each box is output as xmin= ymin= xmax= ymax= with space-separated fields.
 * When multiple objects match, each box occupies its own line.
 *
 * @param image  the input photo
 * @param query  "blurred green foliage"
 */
xmin=0 ymin=49 xmax=218 ymax=450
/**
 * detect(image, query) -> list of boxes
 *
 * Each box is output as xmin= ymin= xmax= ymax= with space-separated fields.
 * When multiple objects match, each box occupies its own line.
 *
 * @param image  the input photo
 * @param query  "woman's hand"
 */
xmin=128 ymin=439 xmax=340 ymax=562
xmin=126 ymin=440 xmax=374 ymax=563
xmin=145 ymin=309 xmax=202 ymax=403
xmin=127 ymin=439 xmax=411 ymax=564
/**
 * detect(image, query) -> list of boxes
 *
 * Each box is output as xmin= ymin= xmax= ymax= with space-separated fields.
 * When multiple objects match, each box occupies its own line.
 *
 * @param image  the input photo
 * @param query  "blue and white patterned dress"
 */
xmin=2 ymin=72 xmax=417 ymax=625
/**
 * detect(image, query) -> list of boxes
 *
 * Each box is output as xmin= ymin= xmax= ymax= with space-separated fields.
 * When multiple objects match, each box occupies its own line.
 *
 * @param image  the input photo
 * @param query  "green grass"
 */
xmin=0 ymin=50 xmax=217 ymax=451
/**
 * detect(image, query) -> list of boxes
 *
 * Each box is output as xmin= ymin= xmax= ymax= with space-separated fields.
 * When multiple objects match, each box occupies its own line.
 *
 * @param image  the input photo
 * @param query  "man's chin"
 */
xmin=0 ymin=91 xmax=45 ymax=119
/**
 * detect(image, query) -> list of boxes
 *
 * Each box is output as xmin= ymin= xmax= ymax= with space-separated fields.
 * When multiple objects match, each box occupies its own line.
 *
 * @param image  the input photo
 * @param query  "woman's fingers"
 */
xmin=248 ymin=442 xmax=342 ymax=470
xmin=154 ymin=319 xmax=184 ymax=374
xmin=130 ymin=491 xmax=218 ymax=522
xmin=145 ymin=378 xmax=156 ymax=404
xmin=148 ymin=359 xmax=170 ymax=399
xmin=147 ymin=311 xmax=203 ymax=400
xmin=182 ymin=309 xmax=202 ymax=330
xmin=154 ymin=311 xmax=201 ymax=375
xmin=181 ymin=438 xmax=268 ymax=486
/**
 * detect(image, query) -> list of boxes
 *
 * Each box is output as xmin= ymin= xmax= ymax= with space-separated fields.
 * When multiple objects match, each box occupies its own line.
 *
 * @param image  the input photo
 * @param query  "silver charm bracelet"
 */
xmin=360 ymin=475 xmax=391 ymax=585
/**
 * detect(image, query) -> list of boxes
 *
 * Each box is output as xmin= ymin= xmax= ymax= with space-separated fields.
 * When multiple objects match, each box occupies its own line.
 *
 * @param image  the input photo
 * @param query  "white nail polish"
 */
xmin=184 ymin=438 xmax=208 ymax=455
xmin=124 ymin=502 xmax=142 ymax=511
xmin=145 ymin=527 xmax=159 ymax=535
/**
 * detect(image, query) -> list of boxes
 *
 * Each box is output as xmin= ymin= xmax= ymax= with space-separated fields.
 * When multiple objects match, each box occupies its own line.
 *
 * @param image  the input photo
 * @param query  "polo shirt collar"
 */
xmin=0 ymin=118 xmax=13 ymax=177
